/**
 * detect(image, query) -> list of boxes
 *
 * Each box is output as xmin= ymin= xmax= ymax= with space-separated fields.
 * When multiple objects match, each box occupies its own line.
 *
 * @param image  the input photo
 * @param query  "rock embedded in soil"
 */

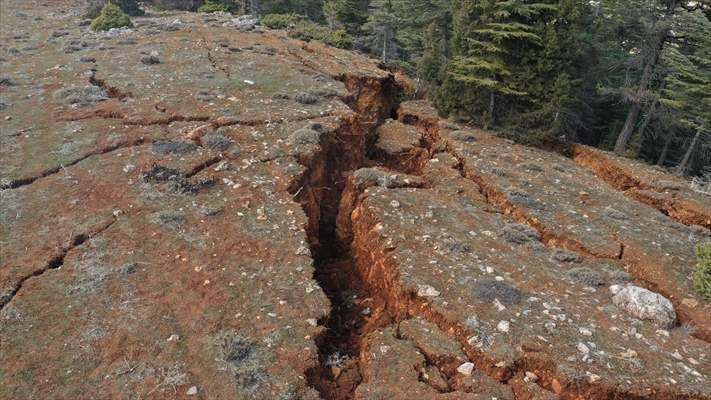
xmin=611 ymin=284 xmax=677 ymax=329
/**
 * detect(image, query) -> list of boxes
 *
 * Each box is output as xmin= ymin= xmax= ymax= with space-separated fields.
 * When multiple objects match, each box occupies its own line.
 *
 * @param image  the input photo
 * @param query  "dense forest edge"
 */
xmin=90 ymin=0 xmax=710 ymax=180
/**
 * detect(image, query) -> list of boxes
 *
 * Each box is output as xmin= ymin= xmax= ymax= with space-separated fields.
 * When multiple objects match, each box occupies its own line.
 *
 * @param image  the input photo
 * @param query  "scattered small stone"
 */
xmin=524 ymin=371 xmax=539 ymax=382
xmin=186 ymin=386 xmax=198 ymax=396
xmin=417 ymin=284 xmax=440 ymax=297
xmin=587 ymin=372 xmax=601 ymax=383
xmin=579 ymin=327 xmax=593 ymax=336
xmin=497 ymin=320 xmax=510 ymax=333
xmin=620 ymin=348 xmax=637 ymax=358
xmin=577 ymin=342 xmax=590 ymax=354
xmin=167 ymin=334 xmax=180 ymax=342
xmin=457 ymin=362 xmax=475 ymax=375
xmin=79 ymin=56 xmax=96 ymax=63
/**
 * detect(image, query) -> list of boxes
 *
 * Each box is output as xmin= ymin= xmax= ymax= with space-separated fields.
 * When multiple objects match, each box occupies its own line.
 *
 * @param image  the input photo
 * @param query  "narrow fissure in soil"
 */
xmin=0 ymin=218 xmax=117 ymax=310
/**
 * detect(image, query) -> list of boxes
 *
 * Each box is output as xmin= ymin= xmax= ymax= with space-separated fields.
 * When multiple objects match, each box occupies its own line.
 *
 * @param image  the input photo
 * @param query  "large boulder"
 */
xmin=610 ymin=284 xmax=677 ymax=328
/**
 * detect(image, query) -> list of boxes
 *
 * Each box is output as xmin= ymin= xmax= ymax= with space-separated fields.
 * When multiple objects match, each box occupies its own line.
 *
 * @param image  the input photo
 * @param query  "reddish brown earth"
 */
xmin=1 ymin=2 xmax=710 ymax=400
xmin=571 ymin=145 xmax=711 ymax=230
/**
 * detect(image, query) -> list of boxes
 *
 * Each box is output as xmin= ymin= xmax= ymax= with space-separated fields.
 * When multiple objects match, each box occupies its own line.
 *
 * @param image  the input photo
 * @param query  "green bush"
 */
xmin=262 ymin=13 xmax=305 ymax=29
xmin=694 ymin=243 xmax=711 ymax=300
xmin=84 ymin=0 xmax=143 ymax=19
xmin=288 ymin=20 xmax=353 ymax=49
xmin=197 ymin=0 xmax=238 ymax=13
xmin=90 ymin=3 xmax=134 ymax=31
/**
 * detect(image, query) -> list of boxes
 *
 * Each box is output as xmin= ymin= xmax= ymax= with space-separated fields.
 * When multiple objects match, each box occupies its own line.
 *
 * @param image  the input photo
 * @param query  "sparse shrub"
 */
xmin=471 ymin=279 xmax=523 ymax=305
xmin=197 ymin=0 xmax=232 ymax=13
xmin=325 ymin=28 xmax=354 ymax=49
xmin=288 ymin=20 xmax=353 ymax=49
xmin=694 ymin=243 xmax=711 ymax=300
xmin=90 ymin=3 xmax=133 ymax=31
xmin=262 ymin=13 xmax=304 ymax=29
xmin=84 ymin=0 xmax=143 ymax=19
xmin=143 ymin=0 xmax=204 ymax=11
xmin=262 ymin=14 xmax=353 ymax=49
xmin=501 ymin=223 xmax=540 ymax=245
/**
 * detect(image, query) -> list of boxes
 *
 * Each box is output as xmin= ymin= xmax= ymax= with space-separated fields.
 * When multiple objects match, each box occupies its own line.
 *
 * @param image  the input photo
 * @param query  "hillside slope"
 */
xmin=1 ymin=2 xmax=709 ymax=399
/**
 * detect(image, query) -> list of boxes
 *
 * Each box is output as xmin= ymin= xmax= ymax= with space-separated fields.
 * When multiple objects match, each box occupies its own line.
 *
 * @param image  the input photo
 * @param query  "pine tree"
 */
xmin=517 ymin=0 xmax=583 ymax=139
xmin=436 ymin=0 xmax=556 ymax=128
xmin=362 ymin=0 xmax=400 ymax=62
xmin=610 ymin=0 xmax=710 ymax=155
xmin=660 ymin=9 xmax=711 ymax=174
xmin=392 ymin=0 xmax=452 ymax=66
xmin=323 ymin=0 xmax=368 ymax=33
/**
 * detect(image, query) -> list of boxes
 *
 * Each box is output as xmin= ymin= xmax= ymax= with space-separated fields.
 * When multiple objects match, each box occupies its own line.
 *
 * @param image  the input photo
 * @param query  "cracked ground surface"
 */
xmin=1 ymin=1 xmax=710 ymax=400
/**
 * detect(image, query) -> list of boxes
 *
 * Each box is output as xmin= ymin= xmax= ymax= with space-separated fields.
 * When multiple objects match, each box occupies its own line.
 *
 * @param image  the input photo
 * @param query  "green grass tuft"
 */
xmin=90 ymin=3 xmax=133 ymax=31
xmin=694 ymin=242 xmax=711 ymax=300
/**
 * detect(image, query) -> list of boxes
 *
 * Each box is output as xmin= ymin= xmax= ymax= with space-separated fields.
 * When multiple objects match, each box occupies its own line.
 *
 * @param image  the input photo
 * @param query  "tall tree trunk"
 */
xmin=614 ymin=32 xmax=665 ymax=154
xmin=657 ymin=130 xmax=674 ymax=166
xmin=631 ymin=98 xmax=658 ymax=155
xmin=615 ymin=103 xmax=642 ymax=154
xmin=483 ymin=92 xmax=495 ymax=130
xmin=637 ymin=99 xmax=657 ymax=139
xmin=382 ymin=29 xmax=389 ymax=63
xmin=676 ymin=129 xmax=701 ymax=175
